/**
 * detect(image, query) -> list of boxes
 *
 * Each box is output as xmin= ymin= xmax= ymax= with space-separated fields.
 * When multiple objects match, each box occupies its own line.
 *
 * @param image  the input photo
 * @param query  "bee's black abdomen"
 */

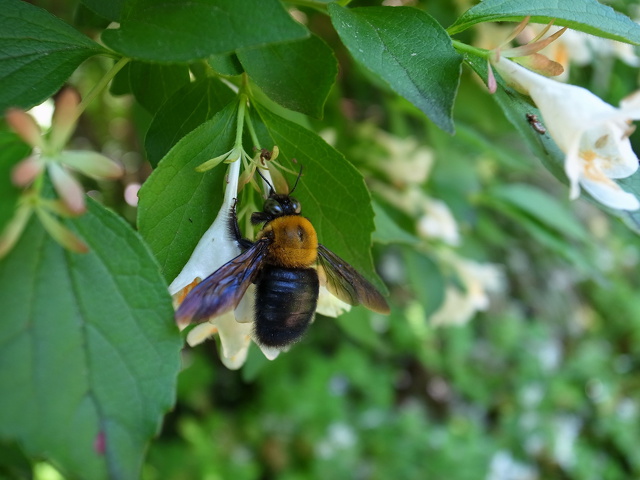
xmin=255 ymin=266 xmax=319 ymax=347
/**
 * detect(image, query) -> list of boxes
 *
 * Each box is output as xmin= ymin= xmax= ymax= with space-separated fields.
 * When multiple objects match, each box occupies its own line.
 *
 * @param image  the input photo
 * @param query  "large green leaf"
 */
xmin=252 ymin=103 xmax=385 ymax=292
xmin=0 ymin=131 xmax=30 ymax=233
xmin=448 ymin=0 xmax=640 ymax=45
xmin=138 ymin=102 xmax=238 ymax=281
xmin=329 ymin=5 xmax=462 ymax=134
xmin=0 ymin=0 xmax=106 ymax=111
xmin=102 ymin=0 xmax=309 ymax=63
xmin=80 ymin=0 xmax=125 ymax=21
xmin=144 ymin=78 xmax=235 ymax=167
xmin=466 ymin=54 xmax=640 ymax=233
xmin=0 ymin=198 xmax=181 ymax=479
xmin=237 ymin=34 xmax=338 ymax=119
xmin=128 ymin=62 xmax=191 ymax=113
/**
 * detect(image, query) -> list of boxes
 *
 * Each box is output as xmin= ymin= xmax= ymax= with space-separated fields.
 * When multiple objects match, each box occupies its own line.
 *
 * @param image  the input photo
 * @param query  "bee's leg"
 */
xmin=228 ymin=198 xmax=253 ymax=249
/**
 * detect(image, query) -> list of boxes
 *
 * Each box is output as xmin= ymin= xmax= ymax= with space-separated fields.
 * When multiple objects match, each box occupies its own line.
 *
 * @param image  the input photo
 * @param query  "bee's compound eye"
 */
xmin=291 ymin=199 xmax=301 ymax=214
xmin=264 ymin=198 xmax=283 ymax=216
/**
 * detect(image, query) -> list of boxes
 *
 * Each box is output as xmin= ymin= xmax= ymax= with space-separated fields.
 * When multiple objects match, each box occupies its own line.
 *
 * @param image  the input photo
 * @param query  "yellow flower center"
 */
xmin=580 ymin=150 xmax=621 ymax=190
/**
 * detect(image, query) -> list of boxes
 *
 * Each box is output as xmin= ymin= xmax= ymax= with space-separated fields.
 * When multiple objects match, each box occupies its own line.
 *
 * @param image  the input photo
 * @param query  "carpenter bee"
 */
xmin=175 ymin=180 xmax=390 ymax=348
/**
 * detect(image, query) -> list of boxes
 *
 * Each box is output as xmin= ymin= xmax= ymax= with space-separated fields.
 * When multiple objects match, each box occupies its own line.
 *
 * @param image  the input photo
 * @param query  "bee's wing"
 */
xmin=175 ymin=238 xmax=270 ymax=326
xmin=317 ymin=245 xmax=390 ymax=314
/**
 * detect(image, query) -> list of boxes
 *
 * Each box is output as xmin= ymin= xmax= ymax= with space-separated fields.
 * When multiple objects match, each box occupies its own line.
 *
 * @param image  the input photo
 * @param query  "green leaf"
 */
xmin=0 ymin=198 xmax=181 ymax=480
xmin=253 ymin=103 xmax=385 ymax=292
xmin=0 ymin=131 xmax=30 ymax=233
xmin=372 ymin=201 xmax=420 ymax=246
xmin=237 ymin=34 xmax=338 ymax=119
xmin=129 ymin=61 xmax=191 ymax=113
xmin=0 ymin=0 xmax=105 ymax=111
xmin=489 ymin=184 xmax=589 ymax=242
xmin=144 ymin=78 xmax=236 ymax=167
xmin=448 ymin=0 xmax=640 ymax=45
xmin=329 ymin=5 xmax=462 ymax=134
xmin=489 ymin=199 xmax=595 ymax=273
xmin=80 ymin=0 xmax=125 ymax=21
xmin=109 ymin=62 xmax=132 ymax=96
xmin=402 ymin=248 xmax=445 ymax=317
xmin=334 ymin=307 xmax=388 ymax=352
xmin=208 ymin=53 xmax=244 ymax=77
xmin=102 ymin=0 xmax=309 ymax=63
xmin=138 ymin=102 xmax=238 ymax=281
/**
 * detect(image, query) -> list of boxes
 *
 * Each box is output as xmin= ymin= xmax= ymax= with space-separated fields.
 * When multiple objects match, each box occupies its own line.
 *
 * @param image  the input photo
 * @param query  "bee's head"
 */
xmin=251 ymin=193 xmax=302 ymax=224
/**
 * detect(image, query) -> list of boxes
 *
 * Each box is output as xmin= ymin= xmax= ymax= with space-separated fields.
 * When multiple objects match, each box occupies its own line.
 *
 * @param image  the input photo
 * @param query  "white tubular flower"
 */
xmin=416 ymin=197 xmax=460 ymax=246
xmin=493 ymin=56 xmax=640 ymax=211
xmin=430 ymin=255 xmax=503 ymax=327
xmin=170 ymin=160 xmax=281 ymax=369
xmin=169 ymin=159 xmax=242 ymax=298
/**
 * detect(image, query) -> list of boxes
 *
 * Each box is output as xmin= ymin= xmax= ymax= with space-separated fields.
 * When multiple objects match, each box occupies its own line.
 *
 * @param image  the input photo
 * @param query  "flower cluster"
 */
xmin=1 ymin=89 xmax=123 ymax=256
xmin=492 ymin=56 xmax=640 ymax=211
xmin=478 ymin=19 xmax=640 ymax=211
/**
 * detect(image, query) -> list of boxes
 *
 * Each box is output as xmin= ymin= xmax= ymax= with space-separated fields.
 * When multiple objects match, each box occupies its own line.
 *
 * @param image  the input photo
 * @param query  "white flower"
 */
xmin=374 ymin=184 xmax=460 ymax=246
xmin=430 ymin=255 xmax=503 ymax=326
xmin=170 ymin=160 xmax=281 ymax=369
xmin=416 ymin=197 xmax=460 ymax=246
xmin=171 ymin=160 xmax=354 ymax=369
xmin=493 ymin=56 xmax=640 ymax=211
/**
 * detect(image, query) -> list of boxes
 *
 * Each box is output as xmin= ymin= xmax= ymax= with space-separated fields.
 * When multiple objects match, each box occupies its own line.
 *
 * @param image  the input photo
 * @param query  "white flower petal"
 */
xmin=257 ymin=343 xmax=281 ymax=361
xmin=416 ymin=198 xmax=460 ymax=245
xmin=219 ymin=346 xmax=249 ymax=370
xmin=564 ymin=135 xmax=584 ymax=200
xmin=234 ymin=284 xmax=255 ymax=323
xmin=215 ymin=313 xmax=253 ymax=364
xmin=584 ymin=123 xmax=638 ymax=179
xmin=430 ymin=255 xmax=503 ymax=326
xmin=186 ymin=322 xmax=219 ymax=347
xmin=316 ymin=285 xmax=352 ymax=318
xmin=169 ymin=160 xmax=241 ymax=295
xmin=620 ymin=90 xmax=640 ymax=114
xmin=580 ymin=176 xmax=640 ymax=211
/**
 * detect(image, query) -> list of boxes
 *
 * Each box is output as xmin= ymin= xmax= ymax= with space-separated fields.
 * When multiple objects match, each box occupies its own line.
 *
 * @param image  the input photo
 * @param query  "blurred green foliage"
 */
xmin=1 ymin=0 xmax=640 ymax=479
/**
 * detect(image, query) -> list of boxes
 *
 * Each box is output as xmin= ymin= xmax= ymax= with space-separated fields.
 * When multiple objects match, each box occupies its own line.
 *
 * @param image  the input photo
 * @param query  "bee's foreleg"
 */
xmin=228 ymin=198 xmax=254 ymax=250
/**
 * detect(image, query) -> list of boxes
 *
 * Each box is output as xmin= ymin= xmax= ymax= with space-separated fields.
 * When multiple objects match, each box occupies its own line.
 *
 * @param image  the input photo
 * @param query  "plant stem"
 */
xmin=244 ymin=109 xmax=261 ymax=150
xmin=452 ymin=40 xmax=488 ymax=59
xmin=235 ymin=94 xmax=247 ymax=147
xmin=73 ymin=57 xmax=131 ymax=124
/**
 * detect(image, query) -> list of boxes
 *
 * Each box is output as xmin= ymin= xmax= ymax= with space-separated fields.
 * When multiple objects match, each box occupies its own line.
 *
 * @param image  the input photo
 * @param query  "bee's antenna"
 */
xmin=256 ymin=168 xmax=275 ymax=196
xmin=290 ymin=164 xmax=303 ymax=194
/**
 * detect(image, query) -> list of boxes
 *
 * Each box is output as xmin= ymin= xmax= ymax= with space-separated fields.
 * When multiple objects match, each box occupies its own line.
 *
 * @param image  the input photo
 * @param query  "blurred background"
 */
xmin=14 ymin=0 xmax=640 ymax=479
